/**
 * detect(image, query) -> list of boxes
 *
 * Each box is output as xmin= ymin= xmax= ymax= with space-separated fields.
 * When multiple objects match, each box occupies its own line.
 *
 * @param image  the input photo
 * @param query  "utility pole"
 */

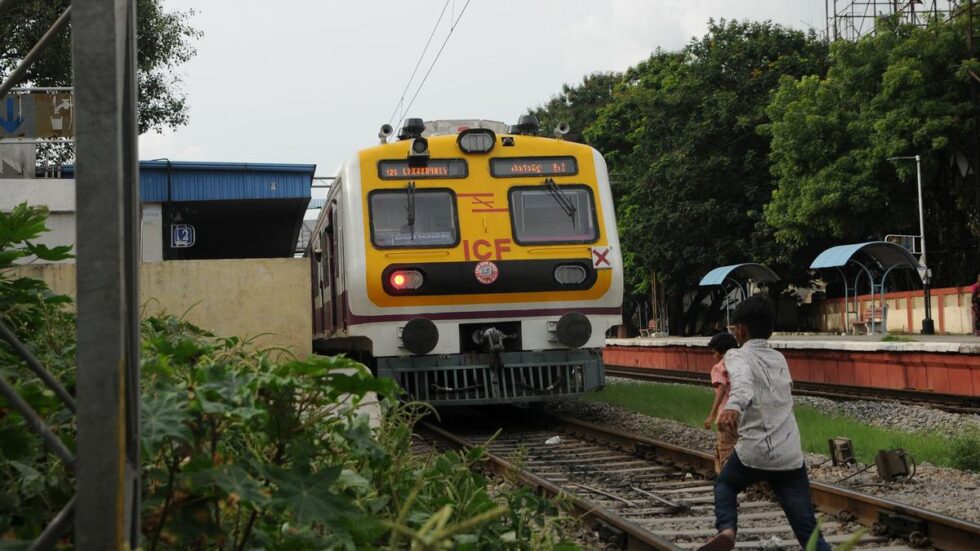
xmin=888 ymin=155 xmax=935 ymax=334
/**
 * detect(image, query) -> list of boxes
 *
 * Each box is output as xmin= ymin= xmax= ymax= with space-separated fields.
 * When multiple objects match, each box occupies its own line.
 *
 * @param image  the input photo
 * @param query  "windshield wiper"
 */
xmin=544 ymin=177 xmax=577 ymax=222
xmin=405 ymin=181 xmax=416 ymax=239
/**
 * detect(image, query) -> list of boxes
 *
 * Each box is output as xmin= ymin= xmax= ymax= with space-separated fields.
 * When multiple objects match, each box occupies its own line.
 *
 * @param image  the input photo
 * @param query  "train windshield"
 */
xmin=509 ymin=185 xmax=598 ymax=244
xmin=369 ymin=189 xmax=458 ymax=248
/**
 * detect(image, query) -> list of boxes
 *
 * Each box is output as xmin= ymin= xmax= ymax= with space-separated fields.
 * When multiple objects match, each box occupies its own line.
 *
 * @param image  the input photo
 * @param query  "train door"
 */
xmin=310 ymin=234 xmax=323 ymax=335
xmin=321 ymin=206 xmax=340 ymax=335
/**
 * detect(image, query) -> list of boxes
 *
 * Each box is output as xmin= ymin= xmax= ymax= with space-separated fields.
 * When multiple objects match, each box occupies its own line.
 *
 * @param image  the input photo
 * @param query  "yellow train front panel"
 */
xmin=356 ymin=133 xmax=617 ymax=311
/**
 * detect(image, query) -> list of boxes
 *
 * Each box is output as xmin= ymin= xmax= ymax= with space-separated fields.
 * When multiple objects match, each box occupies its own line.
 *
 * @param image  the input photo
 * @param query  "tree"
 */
xmin=1 ymin=0 xmax=201 ymax=135
xmin=583 ymin=20 xmax=828 ymax=332
xmin=765 ymin=16 xmax=979 ymax=286
xmin=527 ymin=72 xmax=622 ymax=144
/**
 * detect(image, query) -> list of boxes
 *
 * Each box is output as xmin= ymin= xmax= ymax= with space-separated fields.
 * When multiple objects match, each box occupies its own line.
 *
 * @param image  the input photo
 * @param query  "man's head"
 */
xmin=731 ymin=295 xmax=775 ymax=344
xmin=707 ymin=332 xmax=738 ymax=359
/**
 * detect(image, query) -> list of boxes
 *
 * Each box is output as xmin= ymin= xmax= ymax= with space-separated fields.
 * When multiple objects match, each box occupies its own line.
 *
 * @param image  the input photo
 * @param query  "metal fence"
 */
xmin=0 ymin=0 xmax=142 ymax=548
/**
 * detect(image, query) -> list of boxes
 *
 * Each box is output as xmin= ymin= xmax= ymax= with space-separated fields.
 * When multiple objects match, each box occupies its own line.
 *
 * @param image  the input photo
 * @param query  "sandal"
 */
xmin=696 ymin=533 xmax=735 ymax=551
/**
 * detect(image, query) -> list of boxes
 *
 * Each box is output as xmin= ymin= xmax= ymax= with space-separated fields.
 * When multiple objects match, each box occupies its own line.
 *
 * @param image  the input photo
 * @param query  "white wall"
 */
xmin=0 ymin=178 xmax=162 ymax=263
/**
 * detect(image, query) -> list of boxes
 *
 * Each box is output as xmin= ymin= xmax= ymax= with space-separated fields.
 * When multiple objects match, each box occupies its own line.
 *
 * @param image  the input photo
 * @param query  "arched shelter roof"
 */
xmin=809 ymin=241 xmax=920 ymax=271
xmin=698 ymin=263 xmax=780 ymax=287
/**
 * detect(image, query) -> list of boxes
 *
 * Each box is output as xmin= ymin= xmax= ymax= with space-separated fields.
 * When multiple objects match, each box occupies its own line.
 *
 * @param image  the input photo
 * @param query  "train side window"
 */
xmin=508 ymin=185 xmax=598 ymax=245
xmin=368 ymin=189 xmax=459 ymax=248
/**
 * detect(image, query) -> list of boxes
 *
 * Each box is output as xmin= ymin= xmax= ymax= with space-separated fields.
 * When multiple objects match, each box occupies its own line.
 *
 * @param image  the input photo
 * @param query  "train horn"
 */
xmin=378 ymin=123 xmax=394 ymax=143
xmin=554 ymin=122 xmax=570 ymax=139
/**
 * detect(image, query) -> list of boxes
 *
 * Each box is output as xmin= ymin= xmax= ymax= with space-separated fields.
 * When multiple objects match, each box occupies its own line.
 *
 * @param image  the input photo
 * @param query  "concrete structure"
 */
xmin=1 ymin=160 xmax=314 ymax=263
xmin=606 ymin=334 xmax=980 ymax=398
xmin=815 ymin=286 xmax=974 ymax=335
xmin=0 ymin=178 xmax=167 ymax=262
xmin=12 ymin=258 xmax=312 ymax=357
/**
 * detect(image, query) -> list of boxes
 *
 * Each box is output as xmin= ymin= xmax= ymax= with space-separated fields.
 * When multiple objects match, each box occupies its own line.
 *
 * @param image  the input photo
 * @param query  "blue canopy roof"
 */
xmin=63 ymin=160 xmax=316 ymax=203
xmin=809 ymin=241 xmax=920 ymax=271
xmin=699 ymin=263 xmax=780 ymax=287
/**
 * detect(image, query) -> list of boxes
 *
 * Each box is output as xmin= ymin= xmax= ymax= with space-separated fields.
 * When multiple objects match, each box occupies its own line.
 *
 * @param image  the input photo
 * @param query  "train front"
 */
xmin=349 ymin=118 xmax=623 ymax=405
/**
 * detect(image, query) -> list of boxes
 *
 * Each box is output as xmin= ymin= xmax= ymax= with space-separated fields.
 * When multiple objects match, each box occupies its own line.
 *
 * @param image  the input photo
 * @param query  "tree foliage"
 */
xmin=589 ymin=20 xmax=827 ymax=302
xmin=764 ymin=16 xmax=980 ymax=286
xmin=530 ymin=15 xmax=980 ymax=332
xmin=527 ymin=72 xmax=622 ymax=144
xmin=529 ymin=20 xmax=828 ymax=332
xmin=0 ymin=0 xmax=201 ymax=134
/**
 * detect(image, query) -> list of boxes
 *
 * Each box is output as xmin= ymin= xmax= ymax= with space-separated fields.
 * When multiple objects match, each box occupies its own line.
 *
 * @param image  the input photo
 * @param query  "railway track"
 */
xmin=605 ymin=366 xmax=980 ymax=415
xmin=418 ymin=409 xmax=980 ymax=550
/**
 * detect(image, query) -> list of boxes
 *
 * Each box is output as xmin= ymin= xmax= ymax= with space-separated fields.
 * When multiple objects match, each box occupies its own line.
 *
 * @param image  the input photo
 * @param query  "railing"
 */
xmin=1 ymin=0 xmax=143 ymax=547
xmin=0 ymin=317 xmax=77 ymax=547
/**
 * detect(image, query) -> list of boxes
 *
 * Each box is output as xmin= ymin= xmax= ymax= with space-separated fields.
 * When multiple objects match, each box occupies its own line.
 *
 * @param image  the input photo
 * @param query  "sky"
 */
xmin=138 ymin=0 xmax=828 ymax=178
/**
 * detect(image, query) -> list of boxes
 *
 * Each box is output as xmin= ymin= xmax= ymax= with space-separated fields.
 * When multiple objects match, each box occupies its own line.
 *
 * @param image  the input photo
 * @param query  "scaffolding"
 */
xmin=826 ymin=0 xmax=962 ymax=41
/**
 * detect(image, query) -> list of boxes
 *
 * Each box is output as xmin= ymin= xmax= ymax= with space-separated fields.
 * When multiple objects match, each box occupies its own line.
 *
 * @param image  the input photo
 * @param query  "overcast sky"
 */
xmin=138 ymin=1 xmax=827 ymax=176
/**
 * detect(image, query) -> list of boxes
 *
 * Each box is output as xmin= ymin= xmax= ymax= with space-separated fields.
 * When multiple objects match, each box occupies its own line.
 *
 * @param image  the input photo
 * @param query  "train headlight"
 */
xmin=408 ymin=137 xmax=429 ymax=166
xmin=389 ymin=270 xmax=424 ymax=290
xmin=457 ymin=129 xmax=496 ymax=154
xmin=556 ymin=312 xmax=592 ymax=348
xmin=401 ymin=317 xmax=439 ymax=355
xmin=554 ymin=264 xmax=587 ymax=285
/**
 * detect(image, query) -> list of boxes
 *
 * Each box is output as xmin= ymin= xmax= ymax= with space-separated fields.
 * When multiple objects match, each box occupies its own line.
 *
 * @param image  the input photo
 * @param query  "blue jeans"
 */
xmin=714 ymin=452 xmax=830 ymax=551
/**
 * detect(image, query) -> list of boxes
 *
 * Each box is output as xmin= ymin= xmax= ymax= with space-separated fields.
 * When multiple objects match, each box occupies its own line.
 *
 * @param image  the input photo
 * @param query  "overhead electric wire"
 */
xmin=387 ymin=0 xmax=452 ymax=128
xmin=395 ymin=0 xmax=473 ymax=131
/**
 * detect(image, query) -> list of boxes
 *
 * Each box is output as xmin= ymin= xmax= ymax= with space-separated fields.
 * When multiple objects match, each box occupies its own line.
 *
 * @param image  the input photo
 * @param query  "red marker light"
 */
xmin=389 ymin=270 xmax=423 ymax=290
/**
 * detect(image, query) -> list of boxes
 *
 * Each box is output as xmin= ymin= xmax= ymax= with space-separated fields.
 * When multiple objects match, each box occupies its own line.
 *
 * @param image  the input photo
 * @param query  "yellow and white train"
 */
xmin=307 ymin=116 xmax=623 ymax=405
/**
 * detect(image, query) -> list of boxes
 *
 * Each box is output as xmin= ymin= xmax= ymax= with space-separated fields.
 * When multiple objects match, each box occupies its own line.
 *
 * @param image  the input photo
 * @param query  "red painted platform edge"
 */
xmin=603 ymin=345 xmax=980 ymax=398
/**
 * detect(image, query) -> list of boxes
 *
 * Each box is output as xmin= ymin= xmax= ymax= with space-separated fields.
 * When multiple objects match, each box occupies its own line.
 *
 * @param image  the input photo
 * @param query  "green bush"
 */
xmin=948 ymin=430 xmax=980 ymax=472
xmin=0 ymin=204 xmax=76 ymax=541
xmin=0 ymin=205 xmax=580 ymax=549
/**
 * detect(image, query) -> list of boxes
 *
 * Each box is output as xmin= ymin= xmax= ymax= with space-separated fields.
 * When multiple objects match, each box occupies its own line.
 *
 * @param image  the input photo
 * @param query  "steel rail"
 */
xmin=418 ymin=421 xmax=684 ymax=551
xmin=606 ymin=365 xmax=980 ymax=414
xmin=543 ymin=413 xmax=980 ymax=551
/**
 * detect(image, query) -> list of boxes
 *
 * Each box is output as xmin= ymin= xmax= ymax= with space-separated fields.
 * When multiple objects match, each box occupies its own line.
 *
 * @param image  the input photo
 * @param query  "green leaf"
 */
xmin=141 ymin=390 xmax=193 ymax=457
xmin=190 ymin=464 xmax=269 ymax=509
xmin=25 ymin=242 xmax=73 ymax=261
xmin=268 ymin=465 xmax=343 ymax=524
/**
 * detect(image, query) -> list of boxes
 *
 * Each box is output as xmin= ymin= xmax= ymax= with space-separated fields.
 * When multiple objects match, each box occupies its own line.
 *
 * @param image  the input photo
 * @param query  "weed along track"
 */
xmin=604 ymin=367 xmax=980 ymax=416
xmin=418 ymin=410 xmax=980 ymax=550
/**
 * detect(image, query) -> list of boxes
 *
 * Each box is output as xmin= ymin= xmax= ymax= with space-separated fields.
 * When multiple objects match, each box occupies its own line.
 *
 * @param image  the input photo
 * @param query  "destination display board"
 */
xmin=490 ymin=156 xmax=578 ymax=178
xmin=377 ymin=159 xmax=468 ymax=180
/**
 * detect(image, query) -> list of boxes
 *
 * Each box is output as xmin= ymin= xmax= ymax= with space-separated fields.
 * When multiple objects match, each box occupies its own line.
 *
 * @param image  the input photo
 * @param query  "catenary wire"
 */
xmin=387 ymin=0 xmax=452 ymax=128
xmin=395 ymin=0 xmax=473 ymax=130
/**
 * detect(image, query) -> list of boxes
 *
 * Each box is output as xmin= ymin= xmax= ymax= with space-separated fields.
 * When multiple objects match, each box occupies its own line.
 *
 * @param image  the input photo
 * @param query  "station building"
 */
xmin=0 ymin=160 xmax=315 ymax=263
xmin=1 ymin=160 xmax=317 ymax=355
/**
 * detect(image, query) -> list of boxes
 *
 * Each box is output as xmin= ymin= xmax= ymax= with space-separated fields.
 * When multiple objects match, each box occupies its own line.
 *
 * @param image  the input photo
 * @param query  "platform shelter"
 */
xmin=809 ymin=241 xmax=921 ymax=334
xmin=698 ymin=263 xmax=780 ymax=327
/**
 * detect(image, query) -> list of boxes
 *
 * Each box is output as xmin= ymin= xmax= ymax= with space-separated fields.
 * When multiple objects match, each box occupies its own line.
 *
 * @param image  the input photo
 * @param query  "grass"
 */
xmin=585 ymin=382 xmax=968 ymax=469
xmin=881 ymin=334 xmax=918 ymax=342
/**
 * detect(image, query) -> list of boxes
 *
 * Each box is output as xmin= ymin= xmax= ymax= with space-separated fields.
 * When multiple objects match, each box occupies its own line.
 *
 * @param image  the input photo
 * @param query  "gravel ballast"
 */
xmin=546 ymin=386 xmax=980 ymax=525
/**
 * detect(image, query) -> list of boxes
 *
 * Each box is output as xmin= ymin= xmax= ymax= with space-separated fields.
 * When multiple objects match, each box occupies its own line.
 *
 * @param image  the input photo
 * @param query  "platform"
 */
xmin=605 ymin=334 xmax=980 ymax=398
xmin=607 ymin=334 xmax=980 ymax=354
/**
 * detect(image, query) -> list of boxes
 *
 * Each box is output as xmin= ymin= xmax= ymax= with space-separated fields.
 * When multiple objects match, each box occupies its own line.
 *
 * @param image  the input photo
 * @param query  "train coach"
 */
xmin=307 ymin=116 xmax=623 ymax=406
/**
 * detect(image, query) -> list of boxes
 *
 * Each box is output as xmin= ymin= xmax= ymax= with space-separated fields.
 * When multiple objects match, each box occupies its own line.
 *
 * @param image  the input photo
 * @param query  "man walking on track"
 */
xmin=697 ymin=296 xmax=830 ymax=551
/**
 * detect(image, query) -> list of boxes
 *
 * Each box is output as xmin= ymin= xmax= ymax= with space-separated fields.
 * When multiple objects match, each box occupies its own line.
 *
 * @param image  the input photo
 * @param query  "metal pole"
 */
xmin=72 ymin=0 xmax=141 ymax=548
xmin=0 ymin=6 xmax=72 ymax=99
xmin=915 ymin=154 xmax=935 ymax=334
xmin=0 ymin=318 xmax=77 ymax=412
